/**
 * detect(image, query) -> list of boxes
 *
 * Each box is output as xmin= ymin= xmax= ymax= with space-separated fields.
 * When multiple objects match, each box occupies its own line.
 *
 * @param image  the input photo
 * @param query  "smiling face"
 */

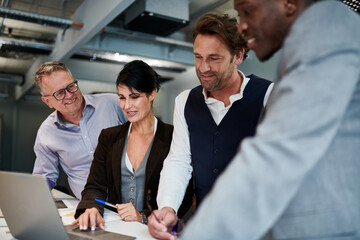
xmin=234 ymin=0 xmax=290 ymax=61
xmin=117 ymin=84 xmax=156 ymax=123
xmin=194 ymin=33 xmax=243 ymax=92
xmin=41 ymin=70 xmax=84 ymax=121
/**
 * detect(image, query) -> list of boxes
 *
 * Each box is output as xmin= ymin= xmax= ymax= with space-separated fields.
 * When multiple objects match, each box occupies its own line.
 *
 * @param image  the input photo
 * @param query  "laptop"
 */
xmin=0 ymin=171 xmax=136 ymax=240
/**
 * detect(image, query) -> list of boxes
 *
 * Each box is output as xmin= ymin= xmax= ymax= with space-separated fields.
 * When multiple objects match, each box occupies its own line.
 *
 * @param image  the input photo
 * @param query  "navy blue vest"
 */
xmin=184 ymin=74 xmax=271 ymax=206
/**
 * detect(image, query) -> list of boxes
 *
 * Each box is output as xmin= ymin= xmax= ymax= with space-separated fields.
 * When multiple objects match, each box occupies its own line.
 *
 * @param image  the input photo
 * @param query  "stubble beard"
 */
xmin=197 ymin=71 xmax=220 ymax=92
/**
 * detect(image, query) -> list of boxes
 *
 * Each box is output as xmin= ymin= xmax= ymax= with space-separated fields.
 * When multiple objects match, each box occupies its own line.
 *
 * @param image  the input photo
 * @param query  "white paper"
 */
xmin=103 ymin=209 xmax=122 ymax=222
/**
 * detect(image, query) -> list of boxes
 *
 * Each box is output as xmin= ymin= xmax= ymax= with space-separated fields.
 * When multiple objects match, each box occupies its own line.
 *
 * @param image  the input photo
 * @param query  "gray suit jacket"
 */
xmin=180 ymin=1 xmax=360 ymax=239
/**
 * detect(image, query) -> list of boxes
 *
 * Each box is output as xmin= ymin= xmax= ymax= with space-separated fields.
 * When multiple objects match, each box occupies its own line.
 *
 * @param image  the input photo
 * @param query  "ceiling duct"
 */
xmin=0 ymin=37 xmax=189 ymax=73
xmin=124 ymin=0 xmax=189 ymax=37
xmin=73 ymin=49 xmax=189 ymax=73
xmin=0 ymin=7 xmax=83 ymax=29
xmin=0 ymin=73 xmax=23 ymax=85
xmin=0 ymin=37 xmax=53 ymax=57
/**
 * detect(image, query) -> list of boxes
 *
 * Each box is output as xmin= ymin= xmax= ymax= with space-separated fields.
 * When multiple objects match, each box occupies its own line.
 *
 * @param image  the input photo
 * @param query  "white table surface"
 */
xmin=0 ymin=189 xmax=155 ymax=240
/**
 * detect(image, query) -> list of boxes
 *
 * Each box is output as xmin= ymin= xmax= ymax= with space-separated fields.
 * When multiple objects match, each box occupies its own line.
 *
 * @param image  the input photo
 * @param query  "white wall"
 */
xmin=239 ymin=50 xmax=281 ymax=81
xmin=153 ymin=66 xmax=198 ymax=123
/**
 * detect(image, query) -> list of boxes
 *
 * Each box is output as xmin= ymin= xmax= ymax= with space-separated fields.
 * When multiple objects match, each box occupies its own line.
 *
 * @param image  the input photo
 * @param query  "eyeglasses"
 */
xmin=43 ymin=81 xmax=79 ymax=101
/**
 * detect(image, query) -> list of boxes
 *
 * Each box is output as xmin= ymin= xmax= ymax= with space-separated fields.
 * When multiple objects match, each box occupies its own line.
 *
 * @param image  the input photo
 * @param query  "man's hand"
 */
xmin=116 ymin=203 xmax=142 ymax=222
xmin=72 ymin=207 xmax=105 ymax=231
xmin=148 ymin=207 xmax=178 ymax=240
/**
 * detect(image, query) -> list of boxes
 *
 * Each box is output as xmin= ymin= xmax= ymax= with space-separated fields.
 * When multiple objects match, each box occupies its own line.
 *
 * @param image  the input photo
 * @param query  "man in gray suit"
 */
xmin=176 ymin=0 xmax=360 ymax=239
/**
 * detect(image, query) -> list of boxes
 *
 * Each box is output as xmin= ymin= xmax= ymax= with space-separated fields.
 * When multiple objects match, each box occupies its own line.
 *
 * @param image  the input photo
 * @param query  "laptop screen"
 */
xmin=0 ymin=171 xmax=135 ymax=240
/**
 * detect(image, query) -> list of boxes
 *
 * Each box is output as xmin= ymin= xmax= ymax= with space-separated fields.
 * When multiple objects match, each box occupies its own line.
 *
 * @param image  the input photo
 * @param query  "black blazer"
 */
xmin=75 ymin=119 xmax=193 ymax=219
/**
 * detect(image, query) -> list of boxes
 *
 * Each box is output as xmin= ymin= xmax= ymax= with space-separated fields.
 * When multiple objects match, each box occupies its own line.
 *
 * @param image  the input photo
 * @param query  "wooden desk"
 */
xmin=0 ymin=189 xmax=155 ymax=240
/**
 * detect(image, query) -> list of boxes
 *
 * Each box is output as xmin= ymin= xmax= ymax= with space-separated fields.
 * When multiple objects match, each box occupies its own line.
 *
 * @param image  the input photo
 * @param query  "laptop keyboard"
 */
xmin=68 ymin=233 xmax=93 ymax=240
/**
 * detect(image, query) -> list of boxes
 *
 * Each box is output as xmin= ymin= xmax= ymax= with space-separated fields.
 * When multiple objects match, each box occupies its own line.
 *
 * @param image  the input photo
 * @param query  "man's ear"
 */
xmin=41 ymin=96 xmax=53 ymax=108
xmin=284 ymin=0 xmax=297 ymax=16
xmin=234 ymin=48 xmax=245 ymax=66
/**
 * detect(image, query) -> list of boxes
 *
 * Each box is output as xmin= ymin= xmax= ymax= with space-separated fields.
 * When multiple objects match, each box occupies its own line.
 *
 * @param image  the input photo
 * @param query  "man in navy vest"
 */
xmin=148 ymin=13 xmax=273 ymax=239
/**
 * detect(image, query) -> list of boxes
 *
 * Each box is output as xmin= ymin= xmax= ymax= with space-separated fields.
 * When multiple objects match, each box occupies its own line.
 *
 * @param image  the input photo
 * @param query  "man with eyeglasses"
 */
xmin=32 ymin=61 xmax=127 ymax=199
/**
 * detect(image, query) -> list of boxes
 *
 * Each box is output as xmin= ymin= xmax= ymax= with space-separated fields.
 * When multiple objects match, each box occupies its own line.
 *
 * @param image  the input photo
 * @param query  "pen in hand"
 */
xmin=153 ymin=211 xmax=181 ymax=234
xmin=152 ymin=212 xmax=162 ymax=223
xmin=94 ymin=198 xmax=117 ymax=209
xmin=152 ymin=212 xmax=169 ymax=233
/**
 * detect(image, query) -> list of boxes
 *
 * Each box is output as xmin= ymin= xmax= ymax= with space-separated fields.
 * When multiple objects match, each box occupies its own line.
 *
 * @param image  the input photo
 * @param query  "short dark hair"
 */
xmin=192 ymin=13 xmax=248 ymax=59
xmin=116 ymin=60 xmax=160 ymax=94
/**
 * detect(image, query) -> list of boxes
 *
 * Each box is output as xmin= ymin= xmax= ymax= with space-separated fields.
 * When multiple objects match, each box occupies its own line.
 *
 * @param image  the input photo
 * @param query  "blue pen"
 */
xmin=94 ymin=198 xmax=117 ymax=209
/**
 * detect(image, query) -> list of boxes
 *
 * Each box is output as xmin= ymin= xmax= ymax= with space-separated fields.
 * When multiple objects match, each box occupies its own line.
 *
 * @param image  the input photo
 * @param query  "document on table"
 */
xmin=0 ymin=208 xmax=8 ymax=227
xmin=0 ymin=218 xmax=7 ymax=227
xmin=58 ymin=199 xmax=77 ymax=225
xmin=103 ymin=208 xmax=122 ymax=222
xmin=59 ymin=204 xmax=122 ymax=225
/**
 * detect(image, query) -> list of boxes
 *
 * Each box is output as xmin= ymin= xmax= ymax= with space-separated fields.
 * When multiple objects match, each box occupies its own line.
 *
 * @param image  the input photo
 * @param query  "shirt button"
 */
xmin=213 ymin=168 xmax=219 ymax=174
xmin=84 ymin=136 xmax=87 ymax=139
xmin=130 ymin=198 xmax=134 ymax=204
xmin=130 ymin=175 xmax=135 ymax=180
xmin=130 ymin=187 xmax=135 ymax=192
xmin=90 ymin=151 xmax=94 ymax=154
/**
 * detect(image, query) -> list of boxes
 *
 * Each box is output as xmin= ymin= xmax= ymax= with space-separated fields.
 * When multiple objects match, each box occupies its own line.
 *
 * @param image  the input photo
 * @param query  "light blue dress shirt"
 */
xmin=33 ymin=93 xmax=127 ymax=199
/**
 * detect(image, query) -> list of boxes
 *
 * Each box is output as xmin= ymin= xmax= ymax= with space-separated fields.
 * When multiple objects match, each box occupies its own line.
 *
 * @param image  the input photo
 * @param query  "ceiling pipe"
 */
xmin=0 ymin=36 xmax=190 ymax=73
xmin=0 ymin=0 xmax=10 ymax=36
xmin=103 ymin=26 xmax=193 ymax=48
xmin=0 ymin=73 xmax=23 ymax=85
xmin=74 ymin=49 xmax=189 ymax=73
xmin=61 ymin=0 xmax=68 ymax=18
xmin=0 ymin=6 xmax=83 ymax=30
xmin=189 ymin=0 xmax=229 ymax=22
xmin=0 ymin=37 xmax=53 ymax=53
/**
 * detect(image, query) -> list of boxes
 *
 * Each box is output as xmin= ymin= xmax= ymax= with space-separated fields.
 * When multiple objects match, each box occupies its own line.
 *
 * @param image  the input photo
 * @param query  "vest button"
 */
xmin=213 ymin=168 xmax=219 ymax=174
xmin=146 ymin=194 xmax=151 ymax=201
xmin=214 ymin=149 xmax=219 ymax=154
xmin=215 ymin=131 xmax=220 ymax=136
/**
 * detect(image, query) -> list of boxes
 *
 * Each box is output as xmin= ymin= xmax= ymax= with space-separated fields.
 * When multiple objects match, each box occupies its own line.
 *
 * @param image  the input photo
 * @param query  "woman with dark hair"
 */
xmin=73 ymin=60 xmax=193 ymax=230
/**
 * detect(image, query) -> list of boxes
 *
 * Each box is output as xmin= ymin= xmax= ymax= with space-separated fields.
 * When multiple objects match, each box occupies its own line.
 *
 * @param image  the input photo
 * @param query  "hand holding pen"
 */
xmin=95 ymin=199 xmax=142 ymax=222
xmin=147 ymin=207 xmax=183 ymax=240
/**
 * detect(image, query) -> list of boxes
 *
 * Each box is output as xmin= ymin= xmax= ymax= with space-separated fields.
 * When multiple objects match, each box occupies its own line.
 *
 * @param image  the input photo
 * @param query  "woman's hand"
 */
xmin=71 ymin=207 xmax=105 ymax=231
xmin=116 ymin=203 xmax=142 ymax=222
